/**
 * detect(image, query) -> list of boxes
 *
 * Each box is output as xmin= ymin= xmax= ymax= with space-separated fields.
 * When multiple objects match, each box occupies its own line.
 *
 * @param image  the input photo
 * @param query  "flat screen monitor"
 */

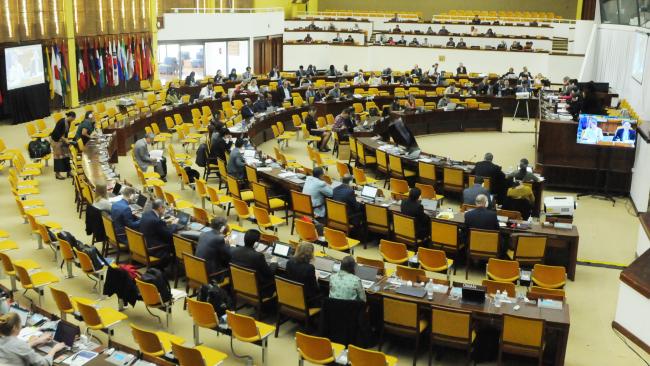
xmin=5 ymin=44 xmax=46 ymax=90
xmin=577 ymin=114 xmax=637 ymax=147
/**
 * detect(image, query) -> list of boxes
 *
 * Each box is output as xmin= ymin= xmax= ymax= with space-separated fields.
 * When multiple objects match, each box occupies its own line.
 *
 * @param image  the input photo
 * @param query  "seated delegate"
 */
xmin=0 ymin=312 xmax=66 ymax=365
xmin=329 ymin=256 xmax=366 ymax=302
xmin=286 ymin=242 xmax=321 ymax=307
xmin=464 ymin=194 xmax=499 ymax=231
xmin=140 ymin=199 xmax=178 ymax=260
xmin=230 ymin=229 xmax=277 ymax=298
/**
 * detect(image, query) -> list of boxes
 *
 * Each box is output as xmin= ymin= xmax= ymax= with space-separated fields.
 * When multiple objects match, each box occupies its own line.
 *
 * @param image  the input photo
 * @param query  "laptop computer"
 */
xmin=314 ymin=257 xmax=336 ymax=279
xmin=175 ymin=211 xmax=191 ymax=228
xmin=394 ymin=286 xmax=427 ymax=298
xmin=422 ymin=199 xmax=438 ymax=212
xmin=130 ymin=193 xmax=148 ymax=211
xmin=230 ymin=230 xmax=245 ymax=247
xmin=360 ymin=185 xmax=378 ymax=201
xmin=356 ymin=264 xmax=380 ymax=289
xmin=461 ymin=284 xmax=486 ymax=305
xmin=111 ymin=182 xmax=122 ymax=196
xmin=272 ymin=242 xmax=294 ymax=269
xmin=38 ymin=320 xmax=80 ymax=353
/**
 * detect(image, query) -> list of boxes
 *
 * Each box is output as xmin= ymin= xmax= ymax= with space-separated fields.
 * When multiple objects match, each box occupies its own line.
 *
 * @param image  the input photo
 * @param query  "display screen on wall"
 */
xmin=631 ymin=32 xmax=647 ymax=84
xmin=5 ymin=44 xmax=46 ymax=90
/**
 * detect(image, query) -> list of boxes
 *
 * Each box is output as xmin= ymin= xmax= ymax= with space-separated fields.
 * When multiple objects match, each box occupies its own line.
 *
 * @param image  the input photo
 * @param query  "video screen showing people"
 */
xmin=577 ymin=114 xmax=637 ymax=147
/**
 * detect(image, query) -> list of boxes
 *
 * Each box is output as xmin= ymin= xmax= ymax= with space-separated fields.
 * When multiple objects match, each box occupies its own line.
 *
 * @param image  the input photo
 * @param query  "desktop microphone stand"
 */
xmin=513 ymin=98 xmax=530 ymax=121
xmin=577 ymin=145 xmax=616 ymax=206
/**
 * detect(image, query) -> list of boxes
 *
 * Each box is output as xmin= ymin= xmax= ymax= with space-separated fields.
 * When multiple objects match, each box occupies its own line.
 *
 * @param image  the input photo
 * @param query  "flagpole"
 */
xmin=63 ymin=0 xmax=79 ymax=107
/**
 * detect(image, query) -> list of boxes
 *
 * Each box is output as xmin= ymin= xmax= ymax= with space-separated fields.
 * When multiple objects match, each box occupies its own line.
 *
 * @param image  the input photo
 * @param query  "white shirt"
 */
xmin=199 ymin=86 xmax=213 ymax=98
xmin=283 ymin=87 xmax=292 ymax=100
xmin=353 ymin=76 xmax=365 ymax=85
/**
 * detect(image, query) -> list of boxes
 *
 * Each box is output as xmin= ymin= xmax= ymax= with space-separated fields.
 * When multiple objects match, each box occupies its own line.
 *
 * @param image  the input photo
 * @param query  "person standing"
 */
xmin=51 ymin=111 xmax=75 ymax=180
xmin=74 ymin=111 xmax=95 ymax=145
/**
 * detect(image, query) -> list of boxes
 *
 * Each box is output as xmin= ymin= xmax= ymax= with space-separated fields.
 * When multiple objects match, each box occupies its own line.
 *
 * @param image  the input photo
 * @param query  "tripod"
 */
xmin=577 ymin=145 xmax=615 ymax=206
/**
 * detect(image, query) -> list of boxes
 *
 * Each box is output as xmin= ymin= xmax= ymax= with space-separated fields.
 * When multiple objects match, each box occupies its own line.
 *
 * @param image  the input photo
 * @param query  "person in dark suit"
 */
xmin=210 ymin=127 xmax=232 ymax=161
xmin=613 ymin=121 xmax=637 ymax=142
xmin=464 ymin=194 xmax=499 ymax=231
xmin=296 ymin=65 xmax=307 ymax=78
xmin=230 ymin=229 xmax=277 ymax=298
xmin=463 ymin=176 xmax=491 ymax=207
xmin=196 ymin=217 xmax=231 ymax=276
xmin=457 ymin=63 xmax=467 ymax=75
xmin=241 ymin=98 xmax=255 ymax=120
xmin=400 ymin=187 xmax=431 ymax=241
xmin=227 ymin=139 xmax=246 ymax=180
xmin=110 ymin=186 xmax=141 ymax=245
xmin=471 ymin=152 xmax=505 ymax=198
xmin=253 ymin=94 xmax=270 ymax=113
xmin=285 ymin=242 xmax=321 ymax=308
xmin=139 ymin=199 xmax=176 ymax=259
xmin=304 ymin=107 xmax=331 ymax=151
xmin=184 ymin=71 xmax=195 ymax=86
xmin=332 ymin=174 xmax=363 ymax=227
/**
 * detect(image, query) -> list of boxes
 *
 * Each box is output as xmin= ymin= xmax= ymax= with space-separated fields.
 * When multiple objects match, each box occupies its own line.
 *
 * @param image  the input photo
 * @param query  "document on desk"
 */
xmin=149 ymin=149 xmax=164 ymax=161
xmin=62 ymin=350 xmax=98 ymax=366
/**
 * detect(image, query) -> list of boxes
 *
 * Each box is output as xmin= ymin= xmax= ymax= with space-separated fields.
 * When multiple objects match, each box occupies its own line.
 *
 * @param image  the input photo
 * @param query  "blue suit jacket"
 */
xmin=332 ymin=184 xmax=363 ymax=215
xmin=110 ymin=199 xmax=140 ymax=243
xmin=613 ymin=128 xmax=636 ymax=142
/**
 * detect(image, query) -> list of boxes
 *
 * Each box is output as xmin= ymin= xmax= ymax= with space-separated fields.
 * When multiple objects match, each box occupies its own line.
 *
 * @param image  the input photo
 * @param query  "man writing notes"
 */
xmin=134 ymin=133 xmax=167 ymax=181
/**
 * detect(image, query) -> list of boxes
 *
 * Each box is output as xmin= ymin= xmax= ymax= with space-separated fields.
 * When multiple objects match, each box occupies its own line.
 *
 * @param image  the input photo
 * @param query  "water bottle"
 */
xmin=494 ymin=290 xmax=502 ymax=307
xmin=425 ymin=279 xmax=435 ymax=300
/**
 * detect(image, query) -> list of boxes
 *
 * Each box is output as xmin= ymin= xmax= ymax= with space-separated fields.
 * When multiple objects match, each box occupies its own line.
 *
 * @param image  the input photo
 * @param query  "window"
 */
xmin=180 ymin=44 xmax=204 ymax=81
xmin=157 ymin=43 xmax=179 ymax=84
xmin=227 ymin=40 xmax=249 ymax=76
xmin=205 ymin=41 xmax=227 ymax=79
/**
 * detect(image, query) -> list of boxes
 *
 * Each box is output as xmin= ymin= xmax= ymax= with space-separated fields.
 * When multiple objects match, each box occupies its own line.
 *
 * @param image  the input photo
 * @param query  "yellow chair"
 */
xmin=486 ymin=258 xmax=520 ymax=283
xmin=14 ymin=263 xmax=59 ymax=306
xmin=414 ymin=182 xmax=444 ymax=203
xmin=379 ymin=239 xmax=414 ymax=265
xmin=0 ymin=252 xmax=40 ymax=292
xmin=323 ymin=227 xmax=360 ymax=254
xmin=135 ymin=278 xmax=179 ymax=329
xmin=392 ymin=212 xmax=425 ymax=249
xmin=49 ymin=286 xmax=95 ymax=321
xmin=348 ymin=344 xmax=398 ymax=366
xmin=290 ymin=191 xmax=314 ymax=234
xmin=192 ymin=206 xmax=211 ymax=226
xmin=163 ymin=190 xmax=193 ymax=211
xmin=429 ymin=305 xmax=475 ymax=365
xmin=125 ymin=227 xmax=162 ymax=269
xmin=226 ymin=310 xmax=276 ymax=366
xmin=184 ymin=253 xmax=229 ymax=299
xmin=76 ymin=301 xmax=128 ymax=343
xmin=227 ymin=175 xmax=254 ymax=202
xmin=101 ymin=214 xmax=127 ymax=263
xmin=466 ymin=229 xmax=499 ymax=279
xmin=356 ymin=141 xmax=377 ymax=167
xmin=507 ymin=235 xmax=547 ymax=267
xmin=353 ymin=166 xmax=377 ymax=186
xmin=232 ymin=197 xmax=252 ymax=223
xmin=186 ymin=297 xmax=222 ymax=344
xmin=206 ymin=185 xmax=232 ymax=215
xmin=498 ymin=314 xmax=545 ymax=365
xmin=531 ymin=264 xmax=566 ymax=289
xmin=482 ymin=279 xmax=516 ymax=296
xmin=363 ymin=203 xmax=390 ymax=248
xmin=58 ymin=239 xmax=76 ymax=279
xmin=295 ymin=219 xmax=320 ymax=244
xmin=253 ymin=206 xmax=284 ymax=234
xmin=380 ymin=297 xmax=427 ymax=366
xmin=418 ymin=247 xmax=453 ymax=280
xmin=251 ymin=182 xmax=288 ymax=223
xmin=295 ymin=332 xmax=345 ymax=365
xmin=325 ymin=198 xmax=354 ymax=234
xmin=74 ymin=247 xmax=108 ymax=296
xmin=443 ymin=167 xmax=465 ymax=195
xmin=395 ymin=265 xmax=426 ymax=283
xmin=171 ymin=340 xmax=228 ymax=366
xmin=389 ymin=178 xmax=410 ymax=200
xmin=274 ymin=276 xmax=321 ymax=337
xmin=430 ymin=219 xmax=462 ymax=273
xmin=130 ymin=323 xmax=185 ymax=357
xmin=230 ymin=264 xmax=277 ymax=319
xmin=388 ymin=154 xmax=416 ymax=180
xmin=527 ymin=286 xmax=566 ymax=301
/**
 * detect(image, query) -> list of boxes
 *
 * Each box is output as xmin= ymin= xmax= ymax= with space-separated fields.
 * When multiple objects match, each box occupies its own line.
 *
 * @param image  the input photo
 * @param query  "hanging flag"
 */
xmin=83 ymin=39 xmax=92 ymax=87
xmin=96 ymin=39 xmax=105 ymax=89
xmin=134 ymin=36 xmax=142 ymax=82
xmin=52 ymin=45 xmax=62 ymax=97
xmin=45 ymin=46 xmax=54 ymax=99
xmin=127 ymin=37 xmax=135 ymax=80
xmin=148 ymin=36 xmax=155 ymax=78
xmin=112 ymin=40 xmax=119 ymax=86
xmin=59 ymin=42 xmax=69 ymax=102
xmin=77 ymin=44 xmax=86 ymax=93
xmin=104 ymin=39 xmax=113 ymax=87
xmin=118 ymin=38 xmax=126 ymax=82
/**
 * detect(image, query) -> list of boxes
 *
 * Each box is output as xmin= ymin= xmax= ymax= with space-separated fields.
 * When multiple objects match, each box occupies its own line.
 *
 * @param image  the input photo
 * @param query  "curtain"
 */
xmin=590 ymin=26 xmax=650 ymax=120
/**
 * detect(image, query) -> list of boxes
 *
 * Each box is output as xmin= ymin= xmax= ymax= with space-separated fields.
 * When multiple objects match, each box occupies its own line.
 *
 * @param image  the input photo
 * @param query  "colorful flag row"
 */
xmin=76 ymin=35 xmax=155 ymax=94
xmin=44 ymin=42 xmax=70 ymax=101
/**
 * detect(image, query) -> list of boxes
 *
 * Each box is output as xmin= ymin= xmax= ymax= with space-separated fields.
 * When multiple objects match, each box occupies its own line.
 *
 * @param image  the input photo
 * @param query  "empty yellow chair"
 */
xmin=418 ymin=247 xmax=454 ymax=280
xmin=14 ymin=263 xmax=59 ymax=306
xmin=76 ymin=301 xmax=128 ymax=343
xmin=171 ymin=339 xmax=228 ymax=366
xmin=531 ymin=264 xmax=566 ymax=289
xmin=486 ymin=258 xmax=520 ymax=283
xmin=348 ymin=344 xmax=398 ymax=366
xmin=226 ymin=310 xmax=276 ymax=366
xmin=130 ymin=323 xmax=185 ymax=358
xmin=295 ymin=332 xmax=345 ymax=365
xmin=379 ymin=239 xmax=413 ymax=265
